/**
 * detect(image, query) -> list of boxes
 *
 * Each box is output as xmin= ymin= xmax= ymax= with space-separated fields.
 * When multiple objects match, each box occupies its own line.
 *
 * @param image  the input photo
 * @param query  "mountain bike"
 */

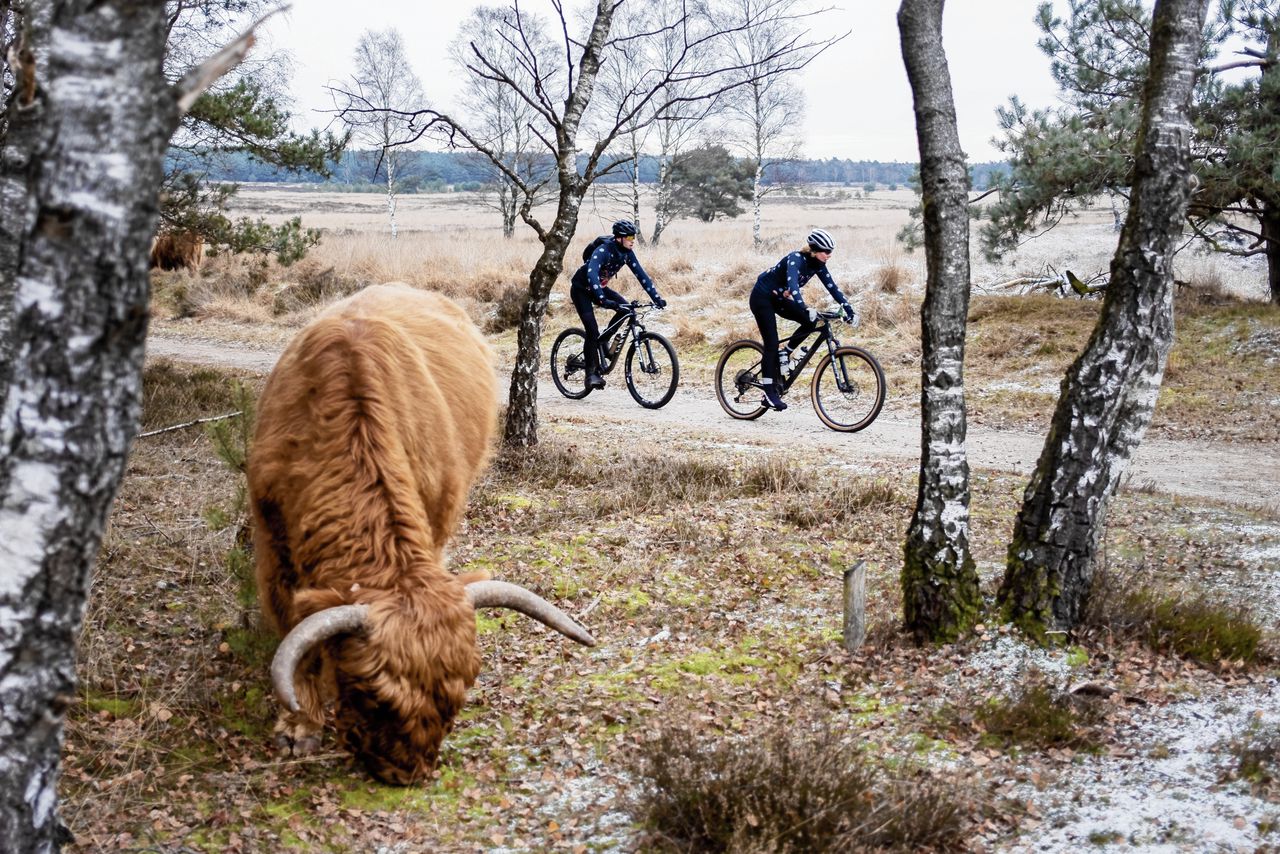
xmin=550 ymin=303 xmax=679 ymax=409
xmin=714 ymin=310 xmax=885 ymax=432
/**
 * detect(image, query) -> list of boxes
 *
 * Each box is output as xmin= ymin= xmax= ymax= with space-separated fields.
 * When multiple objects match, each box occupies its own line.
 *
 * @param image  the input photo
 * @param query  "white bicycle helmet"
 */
xmin=807 ymin=228 xmax=835 ymax=253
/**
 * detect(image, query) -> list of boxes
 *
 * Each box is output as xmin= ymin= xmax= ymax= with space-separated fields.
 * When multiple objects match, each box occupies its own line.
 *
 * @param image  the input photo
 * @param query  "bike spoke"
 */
xmin=626 ymin=333 xmax=679 ymax=409
xmin=715 ymin=341 xmax=768 ymax=420
xmin=812 ymin=347 xmax=885 ymax=432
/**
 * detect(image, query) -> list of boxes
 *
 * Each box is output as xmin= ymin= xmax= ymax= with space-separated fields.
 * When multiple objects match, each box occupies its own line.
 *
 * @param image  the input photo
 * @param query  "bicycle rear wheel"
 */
xmin=715 ymin=340 xmax=768 ymax=420
xmin=625 ymin=332 xmax=679 ymax=409
xmin=550 ymin=328 xmax=591 ymax=399
xmin=810 ymin=346 xmax=886 ymax=432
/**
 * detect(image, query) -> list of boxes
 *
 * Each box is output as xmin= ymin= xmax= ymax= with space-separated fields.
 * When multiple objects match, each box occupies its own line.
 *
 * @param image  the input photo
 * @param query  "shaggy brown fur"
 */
xmin=248 ymin=283 xmax=497 ymax=784
xmin=149 ymin=230 xmax=205 ymax=271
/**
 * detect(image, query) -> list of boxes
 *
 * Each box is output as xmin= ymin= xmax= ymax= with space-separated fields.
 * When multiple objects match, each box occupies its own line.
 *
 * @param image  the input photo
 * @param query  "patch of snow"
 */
xmin=940 ymin=634 xmax=1079 ymax=697
xmin=1005 ymin=681 xmax=1280 ymax=853
xmin=986 ymin=380 xmax=1060 ymax=395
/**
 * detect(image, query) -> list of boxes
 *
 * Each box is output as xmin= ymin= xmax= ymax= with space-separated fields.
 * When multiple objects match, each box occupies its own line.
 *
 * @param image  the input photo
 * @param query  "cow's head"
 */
xmin=270 ymin=578 xmax=593 ymax=784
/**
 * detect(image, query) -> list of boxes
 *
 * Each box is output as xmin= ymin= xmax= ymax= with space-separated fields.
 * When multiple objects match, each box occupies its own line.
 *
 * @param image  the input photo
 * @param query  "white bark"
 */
xmin=0 ymin=0 xmax=249 ymax=845
xmin=752 ymin=162 xmax=763 ymax=249
xmin=999 ymin=0 xmax=1211 ymax=634
xmin=899 ymin=0 xmax=981 ymax=642
xmin=385 ymin=147 xmax=398 ymax=239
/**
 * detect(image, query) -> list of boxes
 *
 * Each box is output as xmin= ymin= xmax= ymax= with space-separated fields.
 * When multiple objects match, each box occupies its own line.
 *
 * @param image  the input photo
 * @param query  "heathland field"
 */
xmin=66 ymin=186 xmax=1280 ymax=852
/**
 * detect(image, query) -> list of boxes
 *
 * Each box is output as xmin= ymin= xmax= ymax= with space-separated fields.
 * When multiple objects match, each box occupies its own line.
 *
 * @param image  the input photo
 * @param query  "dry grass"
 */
xmin=156 ymin=188 xmax=1279 ymax=446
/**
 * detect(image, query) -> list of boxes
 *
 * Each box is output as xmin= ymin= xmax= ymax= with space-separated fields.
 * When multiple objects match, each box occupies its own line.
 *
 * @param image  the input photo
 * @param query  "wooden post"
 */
xmin=843 ymin=561 xmax=866 ymax=652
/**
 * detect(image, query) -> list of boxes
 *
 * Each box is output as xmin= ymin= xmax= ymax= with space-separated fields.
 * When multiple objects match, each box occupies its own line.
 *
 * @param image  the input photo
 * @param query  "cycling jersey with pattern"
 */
xmin=756 ymin=250 xmax=849 ymax=312
xmin=572 ymin=240 xmax=660 ymax=305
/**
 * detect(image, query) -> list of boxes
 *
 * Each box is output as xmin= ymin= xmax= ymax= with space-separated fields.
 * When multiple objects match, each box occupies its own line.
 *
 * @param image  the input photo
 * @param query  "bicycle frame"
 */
xmin=778 ymin=317 xmax=841 ymax=393
xmin=597 ymin=306 xmax=653 ymax=374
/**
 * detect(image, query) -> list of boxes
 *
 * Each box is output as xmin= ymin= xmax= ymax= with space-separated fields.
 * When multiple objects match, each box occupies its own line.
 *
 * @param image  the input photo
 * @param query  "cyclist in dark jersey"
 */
xmin=750 ymin=228 xmax=857 ymax=411
xmin=569 ymin=219 xmax=666 ymax=390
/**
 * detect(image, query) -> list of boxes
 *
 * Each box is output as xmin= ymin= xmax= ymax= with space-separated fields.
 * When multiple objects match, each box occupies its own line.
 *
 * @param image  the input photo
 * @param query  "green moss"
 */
xmin=900 ymin=543 xmax=982 ymax=644
xmin=263 ymin=793 xmax=312 ymax=823
xmin=605 ymin=587 xmax=651 ymax=616
xmin=448 ymin=721 xmax=498 ymax=752
xmin=648 ymin=650 xmax=768 ymax=690
xmin=1065 ymin=646 xmax=1089 ymax=667
xmin=223 ymin=626 xmax=277 ymax=669
xmin=474 ymin=613 xmax=504 ymax=636
xmin=844 ymin=693 xmax=903 ymax=725
xmin=81 ymin=692 xmax=139 ymax=718
xmin=216 ymin=685 xmax=273 ymax=738
xmin=340 ymin=780 xmax=434 ymax=812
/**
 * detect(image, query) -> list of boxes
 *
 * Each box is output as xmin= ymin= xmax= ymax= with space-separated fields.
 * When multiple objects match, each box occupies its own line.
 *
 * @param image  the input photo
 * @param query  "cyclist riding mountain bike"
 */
xmin=750 ymin=227 xmax=857 ymax=411
xmin=570 ymin=219 xmax=667 ymax=390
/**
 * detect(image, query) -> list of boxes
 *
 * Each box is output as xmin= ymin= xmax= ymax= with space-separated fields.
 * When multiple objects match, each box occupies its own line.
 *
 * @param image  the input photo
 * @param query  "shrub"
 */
xmin=486 ymin=283 xmax=527 ymax=333
xmin=971 ymin=681 xmax=1101 ymax=750
xmin=873 ymin=263 xmax=907 ymax=294
xmin=1221 ymin=716 xmax=1280 ymax=794
xmin=1084 ymin=568 xmax=1266 ymax=667
xmin=671 ymin=317 xmax=708 ymax=348
xmin=783 ymin=478 xmax=902 ymax=528
xmin=629 ymin=724 xmax=977 ymax=853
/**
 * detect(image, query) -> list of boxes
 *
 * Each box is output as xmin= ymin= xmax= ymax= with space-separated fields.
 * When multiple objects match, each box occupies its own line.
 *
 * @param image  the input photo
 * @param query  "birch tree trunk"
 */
xmin=501 ymin=180 xmax=517 ymax=238
xmin=502 ymin=1 xmax=615 ymax=447
xmin=385 ymin=146 xmax=398 ymax=239
xmin=897 ymin=0 xmax=980 ymax=644
xmin=651 ymin=157 xmax=671 ymax=246
xmin=631 ymin=149 xmax=644 ymax=245
xmin=0 ymin=0 xmax=176 ymax=848
xmin=752 ymin=161 xmax=764 ymax=250
xmin=998 ymin=0 xmax=1210 ymax=638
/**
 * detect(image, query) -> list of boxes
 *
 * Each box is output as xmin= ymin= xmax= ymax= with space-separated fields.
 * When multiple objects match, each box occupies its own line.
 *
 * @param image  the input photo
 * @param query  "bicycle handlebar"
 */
xmin=818 ymin=308 xmax=860 ymax=327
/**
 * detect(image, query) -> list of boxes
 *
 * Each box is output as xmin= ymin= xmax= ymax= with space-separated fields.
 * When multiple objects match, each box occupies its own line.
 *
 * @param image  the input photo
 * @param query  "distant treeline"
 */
xmin=196 ymin=149 xmax=1010 ymax=192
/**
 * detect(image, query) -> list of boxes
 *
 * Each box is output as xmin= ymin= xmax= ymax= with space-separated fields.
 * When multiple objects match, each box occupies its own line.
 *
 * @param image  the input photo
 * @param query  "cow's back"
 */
xmin=248 ymin=284 xmax=497 ymax=632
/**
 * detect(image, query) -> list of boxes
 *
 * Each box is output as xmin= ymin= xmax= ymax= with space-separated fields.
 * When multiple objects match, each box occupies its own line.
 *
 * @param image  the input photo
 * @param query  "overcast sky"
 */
xmin=260 ymin=1 xmax=1062 ymax=163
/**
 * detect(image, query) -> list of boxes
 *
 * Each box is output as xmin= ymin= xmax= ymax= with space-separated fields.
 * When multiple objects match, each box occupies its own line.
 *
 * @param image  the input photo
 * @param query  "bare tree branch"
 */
xmin=175 ymin=5 xmax=287 ymax=113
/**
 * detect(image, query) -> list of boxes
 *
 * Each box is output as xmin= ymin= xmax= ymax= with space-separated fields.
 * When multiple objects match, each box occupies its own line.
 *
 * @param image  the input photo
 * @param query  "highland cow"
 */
xmin=248 ymin=283 xmax=593 ymax=784
xmin=149 ymin=229 xmax=205 ymax=271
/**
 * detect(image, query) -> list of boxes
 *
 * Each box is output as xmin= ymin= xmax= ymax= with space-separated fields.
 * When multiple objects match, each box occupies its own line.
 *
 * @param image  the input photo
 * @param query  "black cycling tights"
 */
xmin=749 ymin=290 xmax=815 ymax=385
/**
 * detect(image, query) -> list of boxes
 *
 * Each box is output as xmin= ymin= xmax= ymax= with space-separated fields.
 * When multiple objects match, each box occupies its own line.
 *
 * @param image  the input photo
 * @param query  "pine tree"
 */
xmin=984 ymin=0 xmax=1280 ymax=304
xmin=160 ymin=1 xmax=345 ymax=263
xmin=668 ymin=144 xmax=756 ymax=223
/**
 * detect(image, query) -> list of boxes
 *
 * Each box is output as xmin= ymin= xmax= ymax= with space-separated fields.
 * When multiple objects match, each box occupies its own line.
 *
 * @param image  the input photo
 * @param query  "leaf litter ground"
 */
xmin=62 ymin=374 xmax=1280 ymax=852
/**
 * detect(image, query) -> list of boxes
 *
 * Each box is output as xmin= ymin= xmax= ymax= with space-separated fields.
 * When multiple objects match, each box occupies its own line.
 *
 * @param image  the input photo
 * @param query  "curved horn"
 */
xmin=465 ymin=580 xmax=595 ymax=646
xmin=270 ymin=604 xmax=371 ymax=711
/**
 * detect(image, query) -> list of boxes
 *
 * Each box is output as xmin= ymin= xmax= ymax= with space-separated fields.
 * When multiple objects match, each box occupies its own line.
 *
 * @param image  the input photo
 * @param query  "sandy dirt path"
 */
xmin=146 ymin=333 xmax=1279 ymax=512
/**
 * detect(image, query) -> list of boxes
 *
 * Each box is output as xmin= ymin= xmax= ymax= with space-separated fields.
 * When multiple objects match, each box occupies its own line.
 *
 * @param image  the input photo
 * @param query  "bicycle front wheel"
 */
xmin=550 ymin=328 xmax=592 ymax=399
xmin=811 ymin=346 xmax=886 ymax=432
xmin=715 ymin=340 xmax=768 ymax=420
xmin=625 ymin=332 xmax=679 ymax=409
